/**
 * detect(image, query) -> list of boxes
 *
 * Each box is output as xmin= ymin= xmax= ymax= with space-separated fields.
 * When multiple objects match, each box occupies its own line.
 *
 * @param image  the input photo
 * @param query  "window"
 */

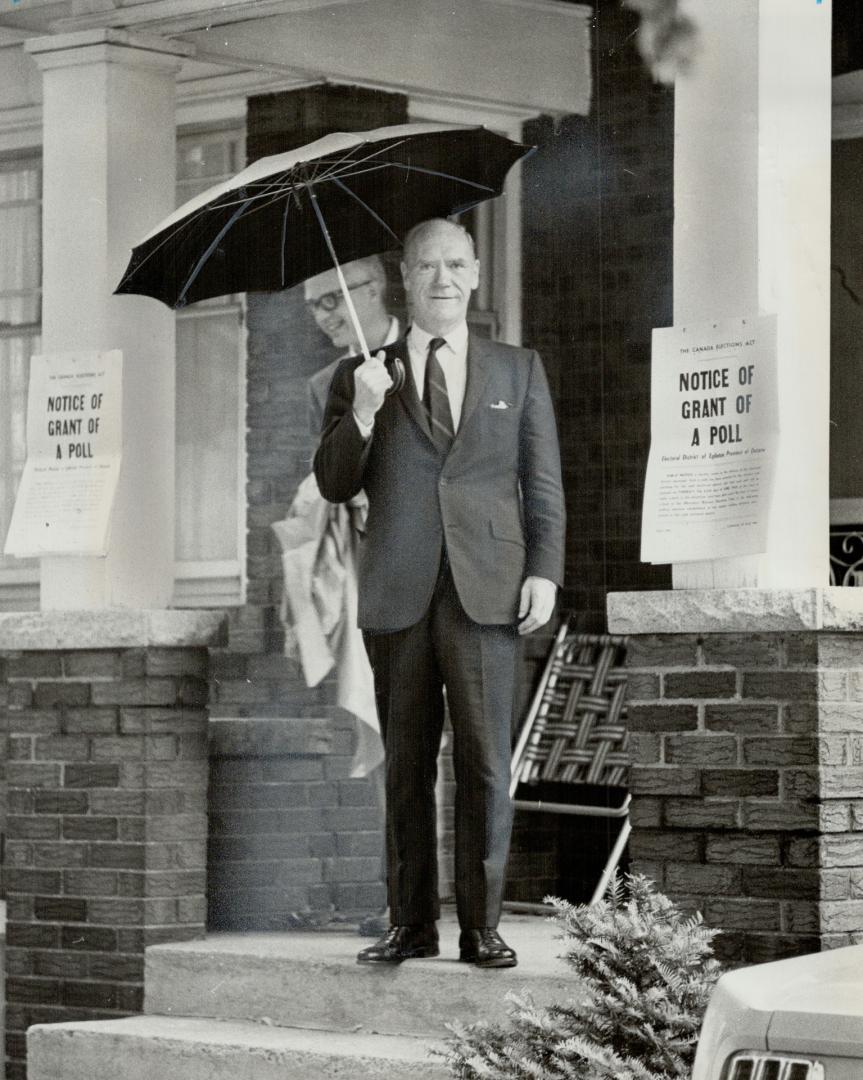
xmin=0 ymin=157 xmax=41 ymax=610
xmin=174 ymin=126 xmax=246 ymax=606
xmin=0 ymin=128 xmax=247 ymax=610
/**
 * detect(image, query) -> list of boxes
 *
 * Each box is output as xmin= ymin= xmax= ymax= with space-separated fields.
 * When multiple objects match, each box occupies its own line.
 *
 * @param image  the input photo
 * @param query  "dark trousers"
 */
xmin=363 ymin=563 xmax=518 ymax=929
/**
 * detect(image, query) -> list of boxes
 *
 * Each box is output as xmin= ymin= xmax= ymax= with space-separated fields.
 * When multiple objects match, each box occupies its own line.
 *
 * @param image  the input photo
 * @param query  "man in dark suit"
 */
xmin=314 ymin=218 xmax=565 ymax=968
xmin=304 ymin=255 xmax=401 ymax=435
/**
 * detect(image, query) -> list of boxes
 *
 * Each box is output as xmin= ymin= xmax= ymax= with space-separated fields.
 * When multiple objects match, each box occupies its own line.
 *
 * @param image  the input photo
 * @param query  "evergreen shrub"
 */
xmin=441 ymin=874 xmax=722 ymax=1080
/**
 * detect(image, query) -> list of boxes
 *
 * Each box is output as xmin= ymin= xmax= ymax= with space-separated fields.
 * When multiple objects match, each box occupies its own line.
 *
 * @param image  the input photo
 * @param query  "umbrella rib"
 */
xmin=176 ymin=198 xmax=251 ymax=307
xmin=117 ymin=213 xmax=209 ymax=286
xmin=300 ymin=136 xmax=433 ymax=188
xmin=119 ymin=128 xmax=515 ymax=304
xmin=282 ymin=141 xmax=496 ymax=194
xmin=212 ymin=174 xmax=307 ymax=227
xmin=307 ymin=138 xmax=411 ymax=182
xmin=280 ymin=188 xmax=292 ymax=288
xmin=126 ymin=142 xmax=491 ymax=287
xmin=117 ymin=172 xmax=297 ymax=286
xmin=183 ymin=171 xmax=301 ymax=231
xmin=269 ymin=156 xmax=488 ymax=195
xmin=330 ymin=178 xmax=401 ymax=245
xmin=291 ymin=158 xmax=498 ymax=195
xmin=385 ymin=162 xmax=497 ymax=192
xmin=297 ymin=161 xmax=393 ymax=187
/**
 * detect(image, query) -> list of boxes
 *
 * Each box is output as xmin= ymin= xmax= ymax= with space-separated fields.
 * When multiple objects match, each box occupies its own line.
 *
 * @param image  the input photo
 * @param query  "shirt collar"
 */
xmin=408 ymin=320 xmax=469 ymax=356
xmin=382 ymin=315 xmax=400 ymax=347
xmin=340 ymin=316 xmax=401 ymax=359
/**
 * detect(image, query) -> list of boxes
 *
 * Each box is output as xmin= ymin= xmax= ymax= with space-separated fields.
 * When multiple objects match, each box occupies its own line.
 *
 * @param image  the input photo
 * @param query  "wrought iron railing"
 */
xmin=830 ymin=527 xmax=863 ymax=586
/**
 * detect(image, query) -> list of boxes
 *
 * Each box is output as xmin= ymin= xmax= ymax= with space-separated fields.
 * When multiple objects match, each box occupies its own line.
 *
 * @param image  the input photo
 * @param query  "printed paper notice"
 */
xmin=4 ymin=351 xmax=122 ymax=558
xmin=640 ymin=315 xmax=778 ymax=563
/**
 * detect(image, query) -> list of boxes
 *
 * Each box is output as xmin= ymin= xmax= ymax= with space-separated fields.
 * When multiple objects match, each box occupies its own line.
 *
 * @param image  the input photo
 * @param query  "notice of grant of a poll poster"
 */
xmin=640 ymin=315 xmax=778 ymax=564
xmin=3 ymin=351 xmax=122 ymax=558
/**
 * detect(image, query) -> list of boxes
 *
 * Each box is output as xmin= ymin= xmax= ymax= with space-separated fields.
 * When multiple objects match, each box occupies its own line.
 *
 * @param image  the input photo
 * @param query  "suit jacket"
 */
xmin=314 ymin=333 xmax=565 ymax=631
xmin=308 ymin=356 xmax=342 ymax=440
xmin=307 ymin=318 xmax=402 ymax=438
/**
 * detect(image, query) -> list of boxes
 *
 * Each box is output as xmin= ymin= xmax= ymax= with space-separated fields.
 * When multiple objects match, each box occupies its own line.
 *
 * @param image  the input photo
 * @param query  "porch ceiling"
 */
xmin=0 ymin=0 xmax=592 ymax=120
xmin=178 ymin=0 xmax=592 ymax=118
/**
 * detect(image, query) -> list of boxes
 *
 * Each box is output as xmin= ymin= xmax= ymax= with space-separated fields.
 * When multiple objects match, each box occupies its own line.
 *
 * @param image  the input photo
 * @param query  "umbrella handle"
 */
xmin=385 ymin=358 xmax=406 ymax=396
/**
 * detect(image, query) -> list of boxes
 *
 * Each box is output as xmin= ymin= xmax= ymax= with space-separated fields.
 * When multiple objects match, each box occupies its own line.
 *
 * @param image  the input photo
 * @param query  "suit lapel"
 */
xmin=390 ymin=338 xmax=435 ymax=445
xmin=389 ymin=331 xmax=493 ymax=453
xmin=452 ymin=333 xmax=493 ymax=447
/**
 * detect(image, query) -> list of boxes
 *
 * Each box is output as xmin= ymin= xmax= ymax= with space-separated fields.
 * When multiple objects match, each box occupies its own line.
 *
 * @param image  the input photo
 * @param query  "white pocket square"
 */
xmin=489 ymin=400 xmax=511 ymax=410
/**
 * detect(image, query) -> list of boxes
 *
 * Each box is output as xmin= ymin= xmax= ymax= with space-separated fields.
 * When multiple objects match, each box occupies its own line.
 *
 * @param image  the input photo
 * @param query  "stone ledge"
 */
xmin=209 ymin=717 xmax=333 ymax=758
xmin=608 ymin=588 xmax=863 ymax=634
xmin=0 ymin=610 xmax=228 ymax=651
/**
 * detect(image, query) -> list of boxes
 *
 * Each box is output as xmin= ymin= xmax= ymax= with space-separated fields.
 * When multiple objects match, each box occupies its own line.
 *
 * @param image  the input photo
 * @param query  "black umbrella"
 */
xmin=115 ymin=122 xmax=531 ymax=376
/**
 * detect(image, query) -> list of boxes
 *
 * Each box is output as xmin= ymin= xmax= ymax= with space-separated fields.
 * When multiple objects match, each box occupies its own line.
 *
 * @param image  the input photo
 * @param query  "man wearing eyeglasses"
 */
xmin=274 ymin=254 xmax=400 ymax=937
xmin=305 ymin=256 xmax=401 ymax=433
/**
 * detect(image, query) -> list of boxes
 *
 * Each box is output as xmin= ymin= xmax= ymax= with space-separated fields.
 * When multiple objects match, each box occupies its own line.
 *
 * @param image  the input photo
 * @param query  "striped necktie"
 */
xmin=422 ymin=337 xmax=454 ymax=453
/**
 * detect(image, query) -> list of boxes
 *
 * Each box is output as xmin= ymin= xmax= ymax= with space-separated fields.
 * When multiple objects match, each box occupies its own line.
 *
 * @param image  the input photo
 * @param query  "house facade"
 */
xmin=0 ymin=0 xmax=858 ymax=1077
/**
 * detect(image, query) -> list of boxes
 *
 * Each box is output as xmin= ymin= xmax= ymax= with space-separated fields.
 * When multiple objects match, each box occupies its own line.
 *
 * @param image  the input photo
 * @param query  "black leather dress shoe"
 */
xmin=357 ymin=924 xmax=439 ymax=964
xmin=459 ymin=928 xmax=518 ymax=968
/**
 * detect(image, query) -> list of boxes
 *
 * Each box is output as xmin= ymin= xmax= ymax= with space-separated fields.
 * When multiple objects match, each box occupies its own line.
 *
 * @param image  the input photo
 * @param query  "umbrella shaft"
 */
xmin=309 ymin=188 xmax=372 ymax=364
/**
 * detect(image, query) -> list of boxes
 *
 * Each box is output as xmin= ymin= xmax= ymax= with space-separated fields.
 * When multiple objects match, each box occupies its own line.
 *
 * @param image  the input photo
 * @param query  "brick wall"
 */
xmin=813 ymin=635 xmax=863 ymax=948
xmin=207 ymin=716 xmax=389 ymax=928
xmin=1 ymin=644 xmax=210 ymax=1080
xmin=522 ymin=0 xmax=674 ymax=630
xmin=0 ymin=671 xmax=7 ymax=889
xmin=625 ymin=631 xmax=863 ymax=963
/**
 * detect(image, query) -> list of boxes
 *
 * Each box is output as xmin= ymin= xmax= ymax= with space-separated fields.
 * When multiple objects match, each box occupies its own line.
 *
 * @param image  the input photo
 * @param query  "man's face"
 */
xmin=401 ymin=224 xmax=479 ymax=337
xmin=304 ymin=264 xmax=381 ymax=351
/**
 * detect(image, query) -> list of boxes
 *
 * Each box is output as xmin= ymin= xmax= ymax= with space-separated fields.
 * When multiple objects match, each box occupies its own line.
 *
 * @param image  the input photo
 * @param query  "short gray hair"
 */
xmin=350 ymin=254 xmax=387 ymax=284
xmin=402 ymin=218 xmax=476 ymax=266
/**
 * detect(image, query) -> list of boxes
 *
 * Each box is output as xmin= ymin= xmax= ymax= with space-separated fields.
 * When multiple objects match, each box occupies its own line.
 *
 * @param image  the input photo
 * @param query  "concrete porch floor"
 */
xmin=144 ymin=909 xmax=582 ymax=1038
xmin=27 ymin=910 xmax=584 ymax=1080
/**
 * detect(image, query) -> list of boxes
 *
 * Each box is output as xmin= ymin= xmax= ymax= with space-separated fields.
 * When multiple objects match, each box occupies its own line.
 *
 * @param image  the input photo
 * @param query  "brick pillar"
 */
xmin=207 ymin=717 xmax=341 ymax=929
xmin=522 ymin=0 xmax=674 ymax=629
xmin=0 ymin=611 xmax=225 ymax=1080
xmin=609 ymin=590 xmax=863 ymax=966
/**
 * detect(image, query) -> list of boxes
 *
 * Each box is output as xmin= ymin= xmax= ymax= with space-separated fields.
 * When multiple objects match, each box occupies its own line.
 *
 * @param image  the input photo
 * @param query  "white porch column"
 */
xmin=672 ymin=0 xmax=832 ymax=590
xmin=25 ymin=29 xmax=192 ymax=609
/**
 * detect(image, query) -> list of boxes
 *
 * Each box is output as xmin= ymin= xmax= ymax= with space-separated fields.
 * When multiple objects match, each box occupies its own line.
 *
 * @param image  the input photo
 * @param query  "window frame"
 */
xmin=172 ymin=293 xmax=247 ymax=609
xmin=0 ymin=127 xmax=249 ymax=611
xmin=0 ymin=152 xmax=42 ymax=609
xmin=172 ymin=123 xmax=247 ymax=608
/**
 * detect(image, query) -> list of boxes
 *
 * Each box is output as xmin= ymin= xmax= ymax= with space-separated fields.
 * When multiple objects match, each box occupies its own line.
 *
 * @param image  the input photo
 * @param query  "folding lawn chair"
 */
xmin=509 ymin=618 xmax=631 ymax=907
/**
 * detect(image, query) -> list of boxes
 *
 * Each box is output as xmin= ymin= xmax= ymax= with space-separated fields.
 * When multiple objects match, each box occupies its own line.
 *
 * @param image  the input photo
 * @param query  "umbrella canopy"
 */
xmin=115 ymin=121 xmax=532 ymax=311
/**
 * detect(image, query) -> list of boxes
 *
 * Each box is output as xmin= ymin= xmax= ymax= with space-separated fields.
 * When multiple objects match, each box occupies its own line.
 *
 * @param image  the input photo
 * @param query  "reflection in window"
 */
xmin=174 ymin=128 xmax=245 ymax=600
xmin=0 ymin=159 xmax=41 ymax=585
xmin=0 ymin=133 xmax=248 ymax=608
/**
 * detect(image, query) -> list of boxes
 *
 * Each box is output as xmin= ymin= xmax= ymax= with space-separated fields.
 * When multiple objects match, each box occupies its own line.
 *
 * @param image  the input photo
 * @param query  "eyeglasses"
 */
xmin=305 ymin=279 xmax=373 ymax=313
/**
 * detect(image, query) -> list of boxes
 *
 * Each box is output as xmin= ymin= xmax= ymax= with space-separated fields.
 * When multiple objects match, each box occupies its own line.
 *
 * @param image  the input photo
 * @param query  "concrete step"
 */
xmin=28 ymin=1016 xmax=450 ymax=1080
xmin=145 ymin=914 xmax=579 ymax=1037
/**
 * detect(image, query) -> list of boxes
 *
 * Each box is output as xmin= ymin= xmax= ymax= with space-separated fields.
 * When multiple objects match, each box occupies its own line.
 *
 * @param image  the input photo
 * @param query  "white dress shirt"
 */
xmin=406 ymin=321 xmax=469 ymax=431
xmin=352 ymin=320 xmax=469 ymax=437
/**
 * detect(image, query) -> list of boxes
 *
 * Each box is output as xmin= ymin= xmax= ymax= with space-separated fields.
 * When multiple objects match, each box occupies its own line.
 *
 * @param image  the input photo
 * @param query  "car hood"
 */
xmin=692 ymin=945 xmax=863 ymax=1078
